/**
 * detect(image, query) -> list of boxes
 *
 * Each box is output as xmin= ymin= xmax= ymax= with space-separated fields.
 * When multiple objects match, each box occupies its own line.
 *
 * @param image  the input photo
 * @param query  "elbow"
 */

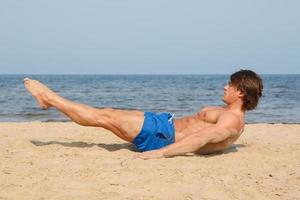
xmin=190 ymin=135 xmax=207 ymax=152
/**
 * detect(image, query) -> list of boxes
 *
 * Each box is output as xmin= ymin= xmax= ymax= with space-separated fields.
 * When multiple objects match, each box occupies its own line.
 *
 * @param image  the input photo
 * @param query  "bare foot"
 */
xmin=23 ymin=78 xmax=55 ymax=109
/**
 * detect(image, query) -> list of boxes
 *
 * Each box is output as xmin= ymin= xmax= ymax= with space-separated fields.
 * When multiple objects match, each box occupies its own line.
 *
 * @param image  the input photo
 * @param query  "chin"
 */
xmin=222 ymin=98 xmax=228 ymax=104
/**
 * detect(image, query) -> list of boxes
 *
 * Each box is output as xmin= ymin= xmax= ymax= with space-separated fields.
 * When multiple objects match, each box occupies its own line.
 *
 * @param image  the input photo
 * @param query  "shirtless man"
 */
xmin=24 ymin=69 xmax=263 ymax=159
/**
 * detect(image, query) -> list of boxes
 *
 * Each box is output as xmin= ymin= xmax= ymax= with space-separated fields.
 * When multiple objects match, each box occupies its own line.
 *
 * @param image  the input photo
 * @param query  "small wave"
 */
xmin=22 ymin=113 xmax=50 ymax=117
xmin=42 ymin=119 xmax=70 ymax=122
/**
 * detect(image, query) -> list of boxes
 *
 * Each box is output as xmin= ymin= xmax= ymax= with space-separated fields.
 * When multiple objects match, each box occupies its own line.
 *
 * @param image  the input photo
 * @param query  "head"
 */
xmin=223 ymin=69 xmax=263 ymax=111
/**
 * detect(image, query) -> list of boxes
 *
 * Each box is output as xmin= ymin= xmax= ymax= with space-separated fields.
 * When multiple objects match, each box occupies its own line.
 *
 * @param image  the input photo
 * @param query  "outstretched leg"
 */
xmin=23 ymin=78 xmax=144 ymax=142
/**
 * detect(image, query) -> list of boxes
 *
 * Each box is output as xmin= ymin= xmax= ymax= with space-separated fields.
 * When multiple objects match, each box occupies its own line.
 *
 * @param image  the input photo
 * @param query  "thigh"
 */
xmin=100 ymin=108 xmax=145 ymax=142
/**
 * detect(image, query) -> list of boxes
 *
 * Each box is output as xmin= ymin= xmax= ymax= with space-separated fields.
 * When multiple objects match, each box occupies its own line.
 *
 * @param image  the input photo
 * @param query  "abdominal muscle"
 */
xmin=174 ymin=116 xmax=213 ymax=140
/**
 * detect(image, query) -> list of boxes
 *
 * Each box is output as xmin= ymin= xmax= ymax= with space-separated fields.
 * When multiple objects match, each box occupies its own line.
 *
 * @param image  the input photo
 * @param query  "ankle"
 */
xmin=42 ymin=92 xmax=54 ymax=106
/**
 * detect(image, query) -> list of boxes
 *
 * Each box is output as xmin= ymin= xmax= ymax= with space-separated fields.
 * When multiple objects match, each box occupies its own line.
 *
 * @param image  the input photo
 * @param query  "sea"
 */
xmin=0 ymin=74 xmax=299 ymax=124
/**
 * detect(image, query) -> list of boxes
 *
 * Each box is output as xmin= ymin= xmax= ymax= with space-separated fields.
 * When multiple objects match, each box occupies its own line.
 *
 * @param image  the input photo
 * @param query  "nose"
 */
xmin=224 ymin=84 xmax=228 ymax=90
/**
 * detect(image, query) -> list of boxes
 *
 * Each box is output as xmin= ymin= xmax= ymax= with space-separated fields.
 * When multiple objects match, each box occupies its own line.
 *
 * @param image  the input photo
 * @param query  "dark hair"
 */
xmin=230 ymin=69 xmax=263 ymax=111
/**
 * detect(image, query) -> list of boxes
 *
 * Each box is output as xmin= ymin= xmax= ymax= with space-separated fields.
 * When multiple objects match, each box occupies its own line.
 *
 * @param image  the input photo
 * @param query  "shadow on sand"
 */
xmin=30 ymin=140 xmax=246 ymax=156
xmin=200 ymin=144 xmax=246 ymax=157
xmin=30 ymin=140 xmax=136 ymax=152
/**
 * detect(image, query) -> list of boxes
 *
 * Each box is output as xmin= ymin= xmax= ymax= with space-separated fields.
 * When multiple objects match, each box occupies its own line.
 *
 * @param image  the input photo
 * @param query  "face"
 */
xmin=222 ymin=81 xmax=243 ymax=104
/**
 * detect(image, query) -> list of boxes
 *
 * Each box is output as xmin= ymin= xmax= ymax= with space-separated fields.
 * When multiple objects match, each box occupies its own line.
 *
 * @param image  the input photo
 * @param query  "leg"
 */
xmin=23 ymin=78 xmax=145 ymax=142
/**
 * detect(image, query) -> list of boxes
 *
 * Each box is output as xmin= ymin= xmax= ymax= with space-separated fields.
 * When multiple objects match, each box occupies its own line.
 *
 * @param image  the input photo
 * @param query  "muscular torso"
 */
xmin=174 ymin=106 xmax=244 ymax=154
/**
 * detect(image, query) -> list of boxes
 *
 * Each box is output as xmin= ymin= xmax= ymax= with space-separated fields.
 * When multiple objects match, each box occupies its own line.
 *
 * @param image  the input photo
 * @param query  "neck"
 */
xmin=225 ymin=102 xmax=244 ymax=114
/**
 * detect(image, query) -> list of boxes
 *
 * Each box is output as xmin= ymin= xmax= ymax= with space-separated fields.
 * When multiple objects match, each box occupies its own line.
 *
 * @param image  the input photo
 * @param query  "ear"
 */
xmin=237 ymin=90 xmax=244 ymax=98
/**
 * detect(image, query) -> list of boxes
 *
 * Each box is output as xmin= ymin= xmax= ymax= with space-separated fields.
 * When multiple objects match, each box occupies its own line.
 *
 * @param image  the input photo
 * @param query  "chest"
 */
xmin=199 ymin=110 xmax=221 ymax=123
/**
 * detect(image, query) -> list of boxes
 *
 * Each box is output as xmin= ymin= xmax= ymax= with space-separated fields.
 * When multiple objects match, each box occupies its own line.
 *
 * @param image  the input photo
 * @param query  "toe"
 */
xmin=23 ymin=78 xmax=31 ymax=83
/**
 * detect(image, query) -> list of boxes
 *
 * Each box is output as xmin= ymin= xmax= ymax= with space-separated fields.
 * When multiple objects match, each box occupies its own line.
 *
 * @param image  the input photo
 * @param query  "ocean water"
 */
xmin=0 ymin=74 xmax=299 ymax=124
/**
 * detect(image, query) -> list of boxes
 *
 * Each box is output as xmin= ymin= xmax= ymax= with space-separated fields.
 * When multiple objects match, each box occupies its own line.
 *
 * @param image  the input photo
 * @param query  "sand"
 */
xmin=0 ymin=122 xmax=299 ymax=200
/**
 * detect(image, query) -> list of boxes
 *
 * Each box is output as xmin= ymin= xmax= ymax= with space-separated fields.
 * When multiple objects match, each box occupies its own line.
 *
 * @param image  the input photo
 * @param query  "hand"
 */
xmin=133 ymin=150 xmax=165 ymax=160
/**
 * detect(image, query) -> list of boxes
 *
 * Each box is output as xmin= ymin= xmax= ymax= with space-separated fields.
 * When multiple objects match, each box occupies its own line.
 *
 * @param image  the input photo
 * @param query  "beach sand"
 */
xmin=0 ymin=122 xmax=299 ymax=200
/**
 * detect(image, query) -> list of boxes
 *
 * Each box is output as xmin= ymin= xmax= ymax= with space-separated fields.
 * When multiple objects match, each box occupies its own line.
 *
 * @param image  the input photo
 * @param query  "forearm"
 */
xmin=159 ymin=135 xmax=206 ymax=157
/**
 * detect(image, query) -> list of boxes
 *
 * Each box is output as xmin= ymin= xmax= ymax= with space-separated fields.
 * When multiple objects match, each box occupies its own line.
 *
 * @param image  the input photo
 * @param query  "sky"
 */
xmin=0 ymin=1 xmax=299 ymax=74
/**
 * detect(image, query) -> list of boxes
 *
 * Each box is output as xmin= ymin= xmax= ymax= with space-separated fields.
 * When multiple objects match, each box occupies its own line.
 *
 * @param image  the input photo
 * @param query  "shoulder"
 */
xmin=216 ymin=112 xmax=243 ymax=132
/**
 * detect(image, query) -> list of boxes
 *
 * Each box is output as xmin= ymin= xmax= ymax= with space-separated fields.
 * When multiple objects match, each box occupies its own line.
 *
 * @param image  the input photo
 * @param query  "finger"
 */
xmin=133 ymin=153 xmax=142 ymax=159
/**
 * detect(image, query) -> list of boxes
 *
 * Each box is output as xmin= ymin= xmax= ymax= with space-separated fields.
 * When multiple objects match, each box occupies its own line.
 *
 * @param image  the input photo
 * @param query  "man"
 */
xmin=24 ymin=69 xmax=263 ymax=159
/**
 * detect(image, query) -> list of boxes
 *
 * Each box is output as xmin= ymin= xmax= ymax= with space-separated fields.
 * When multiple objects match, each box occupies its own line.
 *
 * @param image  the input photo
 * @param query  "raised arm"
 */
xmin=134 ymin=112 xmax=240 ymax=159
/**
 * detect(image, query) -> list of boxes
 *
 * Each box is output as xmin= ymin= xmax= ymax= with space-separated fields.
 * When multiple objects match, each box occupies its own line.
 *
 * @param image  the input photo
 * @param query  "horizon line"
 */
xmin=1 ymin=73 xmax=300 ymax=75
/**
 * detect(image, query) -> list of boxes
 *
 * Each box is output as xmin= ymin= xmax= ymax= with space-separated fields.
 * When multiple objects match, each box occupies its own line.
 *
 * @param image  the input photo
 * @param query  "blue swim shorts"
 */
xmin=132 ymin=112 xmax=175 ymax=152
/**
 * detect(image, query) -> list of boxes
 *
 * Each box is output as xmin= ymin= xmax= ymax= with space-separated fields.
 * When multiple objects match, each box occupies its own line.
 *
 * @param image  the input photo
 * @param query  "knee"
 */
xmin=101 ymin=107 xmax=116 ymax=118
xmin=95 ymin=107 xmax=116 ymax=126
xmin=102 ymin=107 xmax=115 ymax=112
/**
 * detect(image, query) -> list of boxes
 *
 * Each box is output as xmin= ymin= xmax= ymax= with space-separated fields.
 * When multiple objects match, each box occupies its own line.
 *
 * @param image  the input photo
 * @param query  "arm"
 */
xmin=134 ymin=112 xmax=239 ymax=159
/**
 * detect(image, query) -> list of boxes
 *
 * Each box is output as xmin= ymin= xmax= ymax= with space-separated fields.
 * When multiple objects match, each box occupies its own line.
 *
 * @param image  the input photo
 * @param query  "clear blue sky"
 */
xmin=0 ymin=1 xmax=299 ymax=74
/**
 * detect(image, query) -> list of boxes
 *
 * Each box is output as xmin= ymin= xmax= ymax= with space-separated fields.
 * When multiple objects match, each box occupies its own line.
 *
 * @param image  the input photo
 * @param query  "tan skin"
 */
xmin=24 ymin=78 xmax=245 ymax=159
